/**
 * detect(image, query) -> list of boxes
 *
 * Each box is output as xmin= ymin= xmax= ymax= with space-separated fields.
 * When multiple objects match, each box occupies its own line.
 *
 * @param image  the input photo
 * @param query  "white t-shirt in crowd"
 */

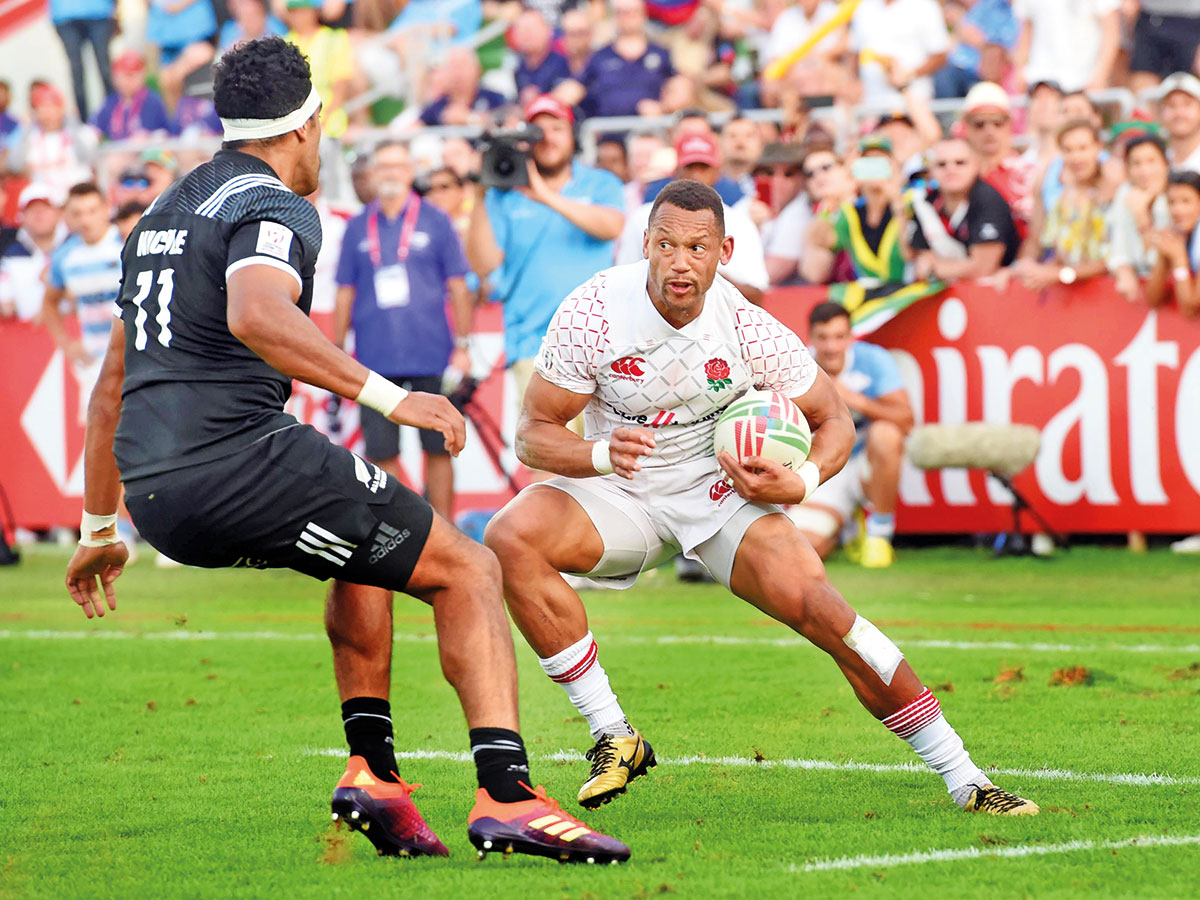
xmin=851 ymin=0 xmax=949 ymax=106
xmin=765 ymin=1 xmax=841 ymax=68
xmin=615 ymin=200 xmax=770 ymax=292
xmin=1013 ymin=0 xmax=1119 ymax=93
xmin=535 ymin=259 xmax=817 ymax=467
xmin=762 ymin=194 xmax=814 ymax=262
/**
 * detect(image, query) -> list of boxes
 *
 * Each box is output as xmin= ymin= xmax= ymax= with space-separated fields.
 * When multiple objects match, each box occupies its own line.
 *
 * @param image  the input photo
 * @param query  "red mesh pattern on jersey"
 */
xmin=539 ymin=274 xmax=612 ymax=390
xmin=734 ymin=302 xmax=817 ymax=397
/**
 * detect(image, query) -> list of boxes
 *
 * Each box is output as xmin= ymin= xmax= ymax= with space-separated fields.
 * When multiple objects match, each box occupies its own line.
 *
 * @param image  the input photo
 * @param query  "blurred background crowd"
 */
xmin=3 ymin=0 xmax=1200 ymax=558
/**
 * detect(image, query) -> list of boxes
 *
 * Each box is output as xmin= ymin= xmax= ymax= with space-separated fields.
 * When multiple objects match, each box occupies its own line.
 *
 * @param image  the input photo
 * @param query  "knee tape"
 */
xmin=843 ymin=615 xmax=904 ymax=686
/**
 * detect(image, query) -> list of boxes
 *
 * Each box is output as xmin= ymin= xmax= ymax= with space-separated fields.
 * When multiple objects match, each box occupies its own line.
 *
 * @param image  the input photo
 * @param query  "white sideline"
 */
xmin=794 ymin=832 xmax=1200 ymax=873
xmin=2 ymin=629 xmax=1198 ymax=655
xmin=303 ymin=747 xmax=1200 ymax=787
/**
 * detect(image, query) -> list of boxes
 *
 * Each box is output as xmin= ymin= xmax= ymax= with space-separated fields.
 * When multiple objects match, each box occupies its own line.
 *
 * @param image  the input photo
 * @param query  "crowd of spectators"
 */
xmin=4 ymin=0 xmax=1200 ymax=546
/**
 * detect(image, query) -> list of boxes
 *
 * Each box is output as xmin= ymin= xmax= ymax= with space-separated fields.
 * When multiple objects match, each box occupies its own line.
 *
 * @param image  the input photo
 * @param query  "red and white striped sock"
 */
xmin=882 ymin=687 xmax=986 ymax=803
xmin=538 ymin=631 xmax=632 ymax=739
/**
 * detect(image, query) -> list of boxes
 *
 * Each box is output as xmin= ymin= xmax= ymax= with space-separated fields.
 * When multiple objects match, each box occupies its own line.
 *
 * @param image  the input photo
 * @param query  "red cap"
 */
xmin=30 ymin=84 xmax=65 ymax=109
xmin=112 ymin=49 xmax=146 ymax=73
xmin=674 ymin=132 xmax=720 ymax=168
xmin=524 ymin=94 xmax=574 ymax=124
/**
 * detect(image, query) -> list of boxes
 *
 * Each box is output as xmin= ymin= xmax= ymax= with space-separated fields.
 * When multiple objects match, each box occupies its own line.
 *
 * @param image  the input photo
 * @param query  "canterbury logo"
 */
xmin=610 ymin=356 xmax=646 ymax=378
xmin=525 ymin=814 xmax=593 ymax=843
xmin=709 ymin=480 xmax=734 ymax=503
xmin=295 ymin=522 xmax=357 ymax=567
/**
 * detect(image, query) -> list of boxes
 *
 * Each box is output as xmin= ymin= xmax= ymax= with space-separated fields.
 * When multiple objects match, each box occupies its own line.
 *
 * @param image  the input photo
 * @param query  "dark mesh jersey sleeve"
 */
xmin=225 ymin=191 xmax=322 ymax=292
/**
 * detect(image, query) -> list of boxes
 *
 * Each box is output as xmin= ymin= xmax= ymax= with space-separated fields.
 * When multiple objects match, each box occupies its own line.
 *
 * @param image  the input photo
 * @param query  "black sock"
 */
xmin=469 ymin=727 xmax=531 ymax=803
xmin=342 ymin=697 xmax=399 ymax=783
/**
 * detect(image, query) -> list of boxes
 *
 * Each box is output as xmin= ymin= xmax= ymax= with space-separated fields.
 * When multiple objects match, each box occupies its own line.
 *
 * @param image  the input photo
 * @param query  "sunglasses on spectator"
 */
xmin=756 ymin=166 xmax=804 ymax=178
xmin=120 ymin=177 xmax=151 ymax=189
xmin=802 ymin=161 xmax=836 ymax=178
xmin=966 ymin=116 xmax=1009 ymax=129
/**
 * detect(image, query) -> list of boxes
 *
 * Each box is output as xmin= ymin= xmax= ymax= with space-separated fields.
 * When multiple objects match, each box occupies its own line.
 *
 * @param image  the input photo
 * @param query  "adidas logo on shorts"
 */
xmin=370 ymin=522 xmax=411 ymax=564
xmin=295 ymin=522 xmax=357 ymax=567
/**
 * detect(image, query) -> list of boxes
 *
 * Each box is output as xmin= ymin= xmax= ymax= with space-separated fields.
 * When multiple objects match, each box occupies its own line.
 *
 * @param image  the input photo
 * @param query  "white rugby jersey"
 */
xmin=535 ymin=260 xmax=818 ymax=467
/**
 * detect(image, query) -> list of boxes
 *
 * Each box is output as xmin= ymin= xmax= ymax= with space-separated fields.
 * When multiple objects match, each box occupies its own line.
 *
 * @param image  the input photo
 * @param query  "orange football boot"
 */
xmin=330 ymin=756 xmax=449 ymax=857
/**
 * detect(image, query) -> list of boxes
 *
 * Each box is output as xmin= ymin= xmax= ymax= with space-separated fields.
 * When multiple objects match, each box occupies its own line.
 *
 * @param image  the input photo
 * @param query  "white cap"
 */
xmin=962 ymin=81 xmax=1011 ymax=117
xmin=18 ymin=182 xmax=58 ymax=210
xmin=1150 ymin=72 xmax=1200 ymax=103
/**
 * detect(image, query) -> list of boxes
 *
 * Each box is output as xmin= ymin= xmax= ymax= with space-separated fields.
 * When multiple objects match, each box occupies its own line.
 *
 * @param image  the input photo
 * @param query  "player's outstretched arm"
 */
xmin=516 ymin=373 xmax=654 ymax=479
xmin=66 ymin=319 xmax=130 ymax=619
xmin=227 ymin=265 xmax=466 ymax=454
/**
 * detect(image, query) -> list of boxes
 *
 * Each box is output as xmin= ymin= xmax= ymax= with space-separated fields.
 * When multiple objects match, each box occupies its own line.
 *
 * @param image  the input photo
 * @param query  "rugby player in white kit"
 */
xmin=485 ymin=180 xmax=1039 ymax=818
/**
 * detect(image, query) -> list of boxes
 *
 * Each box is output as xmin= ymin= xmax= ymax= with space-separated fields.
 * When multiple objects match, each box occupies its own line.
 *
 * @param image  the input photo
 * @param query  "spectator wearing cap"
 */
xmin=850 ymin=0 xmax=950 ymax=107
xmin=285 ymin=0 xmax=355 ymax=138
xmin=1012 ymin=0 xmax=1117 ymax=94
xmin=960 ymin=81 xmax=1035 ymax=238
xmin=90 ymin=51 xmax=171 ymax=141
xmin=1009 ymin=119 xmax=1116 ymax=292
xmin=1018 ymin=79 xmax=1065 ymax=174
xmin=466 ymin=95 xmax=624 ymax=409
xmin=49 ymin=0 xmax=116 ymax=121
xmin=141 ymin=148 xmax=179 ymax=200
xmin=511 ymin=8 xmax=572 ymax=107
xmin=802 ymin=136 xmax=909 ymax=287
xmin=219 ymin=0 xmax=285 ymax=50
xmin=0 ymin=184 xmax=67 ymax=321
xmin=909 ymin=136 xmax=1019 ymax=282
xmin=419 ymin=47 xmax=507 ymax=126
xmin=1128 ymin=1 xmax=1200 ymax=96
xmin=935 ymin=0 xmax=1019 ymax=100
xmin=642 ymin=109 xmax=745 ymax=206
xmin=553 ymin=0 xmax=674 ymax=119
xmin=334 ymin=140 xmax=474 ymax=518
xmin=6 ymin=85 xmax=97 ymax=201
xmin=146 ymin=0 xmax=218 ymax=113
xmin=1152 ymin=73 xmax=1200 ymax=175
xmin=756 ymin=141 xmax=813 ymax=285
xmin=615 ymin=131 xmax=769 ymax=304
xmin=1107 ymin=134 xmax=1171 ymax=302
xmin=1145 ymin=170 xmax=1200 ymax=317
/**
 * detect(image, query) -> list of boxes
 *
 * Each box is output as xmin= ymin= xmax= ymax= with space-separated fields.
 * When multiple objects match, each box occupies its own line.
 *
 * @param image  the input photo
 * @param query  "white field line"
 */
xmin=302 ymin=747 xmax=1200 ymax=788
xmin=794 ymin=832 xmax=1200 ymax=873
xmin=2 ymin=629 xmax=1198 ymax=656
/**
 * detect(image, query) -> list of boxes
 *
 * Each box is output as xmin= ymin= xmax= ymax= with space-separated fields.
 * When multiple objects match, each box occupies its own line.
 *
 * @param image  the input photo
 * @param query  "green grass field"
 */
xmin=2 ymin=544 xmax=1198 ymax=899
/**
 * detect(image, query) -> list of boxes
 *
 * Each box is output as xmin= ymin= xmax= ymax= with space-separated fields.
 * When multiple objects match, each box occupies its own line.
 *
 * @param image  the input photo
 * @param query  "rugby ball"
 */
xmin=713 ymin=388 xmax=812 ymax=471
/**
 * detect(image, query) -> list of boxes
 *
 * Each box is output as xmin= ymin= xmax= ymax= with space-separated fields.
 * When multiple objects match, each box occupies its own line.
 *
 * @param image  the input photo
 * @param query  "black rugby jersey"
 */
xmin=113 ymin=149 xmax=322 ymax=482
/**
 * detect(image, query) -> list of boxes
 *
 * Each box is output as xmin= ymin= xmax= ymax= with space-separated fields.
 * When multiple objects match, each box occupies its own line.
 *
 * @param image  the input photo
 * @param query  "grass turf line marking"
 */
xmin=303 ymin=747 xmax=1200 ymax=787
xmin=794 ymin=832 xmax=1200 ymax=873
xmin=3 ymin=629 xmax=1198 ymax=655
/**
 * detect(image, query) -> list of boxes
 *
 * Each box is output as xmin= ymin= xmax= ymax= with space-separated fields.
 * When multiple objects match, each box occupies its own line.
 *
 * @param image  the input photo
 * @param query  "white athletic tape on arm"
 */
xmin=220 ymin=86 xmax=322 ymax=142
xmin=798 ymin=460 xmax=820 ymax=503
xmin=355 ymin=370 xmax=409 ymax=416
xmin=591 ymin=439 xmax=614 ymax=475
xmin=79 ymin=511 xmax=120 ymax=548
xmin=843 ymin=615 xmax=904 ymax=686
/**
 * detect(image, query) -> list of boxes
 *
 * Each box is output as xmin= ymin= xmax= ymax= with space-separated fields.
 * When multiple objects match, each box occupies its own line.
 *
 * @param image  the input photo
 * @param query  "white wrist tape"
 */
xmin=79 ymin=511 xmax=120 ymax=548
xmin=798 ymin=460 xmax=821 ymax=502
xmin=355 ymin=370 xmax=409 ymax=416
xmin=591 ymin=439 xmax=614 ymax=475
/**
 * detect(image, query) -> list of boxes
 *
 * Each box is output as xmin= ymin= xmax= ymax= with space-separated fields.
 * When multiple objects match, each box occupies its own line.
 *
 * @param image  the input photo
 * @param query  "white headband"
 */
xmin=220 ymin=86 xmax=322 ymax=142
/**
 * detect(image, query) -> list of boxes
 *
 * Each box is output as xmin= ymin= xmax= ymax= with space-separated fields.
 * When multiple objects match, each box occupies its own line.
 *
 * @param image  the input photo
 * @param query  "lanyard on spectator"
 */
xmin=366 ymin=195 xmax=420 ymax=269
xmin=112 ymin=89 xmax=146 ymax=139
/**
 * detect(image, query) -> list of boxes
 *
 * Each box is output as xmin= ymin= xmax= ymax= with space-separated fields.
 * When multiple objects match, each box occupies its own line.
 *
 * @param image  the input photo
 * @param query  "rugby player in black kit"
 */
xmin=63 ymin=37 xmax=629 ymax=864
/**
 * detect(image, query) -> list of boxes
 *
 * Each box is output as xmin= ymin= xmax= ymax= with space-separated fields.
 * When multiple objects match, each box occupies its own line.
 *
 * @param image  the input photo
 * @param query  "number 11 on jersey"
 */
xmin=130 ymin=268 xmax=176 ymax=350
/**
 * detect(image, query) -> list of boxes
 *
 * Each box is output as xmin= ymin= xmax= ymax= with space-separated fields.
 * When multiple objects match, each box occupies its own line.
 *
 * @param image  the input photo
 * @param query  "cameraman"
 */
xmin=465 ymin=95 xmax=625 ymax=408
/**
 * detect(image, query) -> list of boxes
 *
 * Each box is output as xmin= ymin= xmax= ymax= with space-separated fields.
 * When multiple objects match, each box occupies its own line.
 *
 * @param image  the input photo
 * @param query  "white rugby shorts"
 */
xmin=787 ymin=451 xmax=869 ymax=538
xmin=537 ymin=456 xmax=781 ymax=589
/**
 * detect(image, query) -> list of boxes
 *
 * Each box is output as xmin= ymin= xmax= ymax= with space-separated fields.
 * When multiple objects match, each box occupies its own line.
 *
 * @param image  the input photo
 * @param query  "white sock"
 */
xmin=882 ymin=687 xmax=986 ymax=805
xmin=538 ymin=631 xmax=632 ymax=739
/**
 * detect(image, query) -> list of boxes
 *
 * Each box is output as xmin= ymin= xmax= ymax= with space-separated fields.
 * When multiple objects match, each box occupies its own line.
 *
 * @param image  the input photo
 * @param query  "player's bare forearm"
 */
xmin=796 ymin=369 xmax=856 ymax=482
xmin=228 ymin=266 xmax=372 ymax=401
xmin=515 ymin=416 xmax=598 ymax=476
xmin=83 ymin=320 xmax=128 ymax=518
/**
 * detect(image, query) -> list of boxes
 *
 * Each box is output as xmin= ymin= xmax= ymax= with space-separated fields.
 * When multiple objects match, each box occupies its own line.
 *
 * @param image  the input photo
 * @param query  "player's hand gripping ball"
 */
xmin=713 ymin=388 xmax=812 ymax=472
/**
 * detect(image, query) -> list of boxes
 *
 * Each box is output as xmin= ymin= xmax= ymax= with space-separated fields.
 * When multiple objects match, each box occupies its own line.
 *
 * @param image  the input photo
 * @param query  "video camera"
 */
xmin=476 ymin=124 xmax=544 ymax=190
